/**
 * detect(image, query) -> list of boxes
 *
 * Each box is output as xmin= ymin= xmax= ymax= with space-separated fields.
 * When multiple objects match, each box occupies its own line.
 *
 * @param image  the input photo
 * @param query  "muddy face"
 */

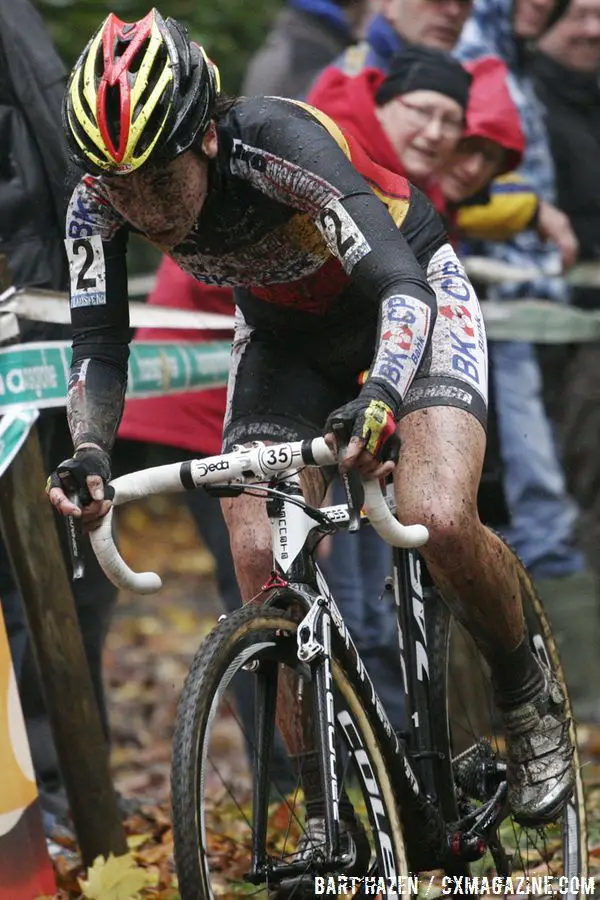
xmin=103 ymin=151 xmax=209 ymax=247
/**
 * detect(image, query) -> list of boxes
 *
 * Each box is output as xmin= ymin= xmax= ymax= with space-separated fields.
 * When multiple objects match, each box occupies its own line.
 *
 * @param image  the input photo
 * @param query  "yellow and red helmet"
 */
xmin=63 ymin=8 xmax=220 ymax=175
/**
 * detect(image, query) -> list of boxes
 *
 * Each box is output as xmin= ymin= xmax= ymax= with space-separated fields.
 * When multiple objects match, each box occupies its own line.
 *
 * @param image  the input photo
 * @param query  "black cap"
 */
xmin=375 ymin=45 xmax=472 ymax=111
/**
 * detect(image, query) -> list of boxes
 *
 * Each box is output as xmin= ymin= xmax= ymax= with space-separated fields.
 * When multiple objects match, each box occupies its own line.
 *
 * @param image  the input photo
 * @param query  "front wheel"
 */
xmin=427 ymin=545 xmax=588 ymax=891
xmin=171 ymin=604 xmax=410 ymax=899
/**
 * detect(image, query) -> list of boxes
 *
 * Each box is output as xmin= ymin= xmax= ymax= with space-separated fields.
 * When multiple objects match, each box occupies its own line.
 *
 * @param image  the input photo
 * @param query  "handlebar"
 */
xmin=89 ymin=437 xmax=429 ymax=594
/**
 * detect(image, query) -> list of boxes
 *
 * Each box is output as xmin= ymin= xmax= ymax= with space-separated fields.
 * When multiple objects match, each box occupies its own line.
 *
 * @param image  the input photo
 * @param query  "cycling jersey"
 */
xmin=63 ymin=96 xmax=485 ymax=454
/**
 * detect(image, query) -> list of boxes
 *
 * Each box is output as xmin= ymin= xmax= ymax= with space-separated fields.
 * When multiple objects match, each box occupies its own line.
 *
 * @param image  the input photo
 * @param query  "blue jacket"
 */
xmin=454 ymin=0 xmax=565 ymax=299
xmin=330 ymin=13 xmax=405 ymax=75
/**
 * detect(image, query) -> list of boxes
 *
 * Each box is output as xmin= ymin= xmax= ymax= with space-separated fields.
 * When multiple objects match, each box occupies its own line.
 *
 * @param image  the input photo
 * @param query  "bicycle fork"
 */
xmin=297 ymin=598 xmax=342 ymax=860
xmin=247 ymin=596 xmax=347 ymax=882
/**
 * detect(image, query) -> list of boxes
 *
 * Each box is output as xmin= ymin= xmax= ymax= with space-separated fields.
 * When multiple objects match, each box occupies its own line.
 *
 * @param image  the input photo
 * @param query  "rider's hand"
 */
xmin=46 ymin=445 xmax=113 ymax=532
xmin=324 ymin=397 xmax=400 ymax=479
xmin=536 ymin=201 xmax=579 ymax=271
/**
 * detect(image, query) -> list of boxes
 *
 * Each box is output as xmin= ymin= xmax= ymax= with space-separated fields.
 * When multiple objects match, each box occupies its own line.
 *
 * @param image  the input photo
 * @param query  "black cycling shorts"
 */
xmin=223 ymin=244 xmax=488 ymax=450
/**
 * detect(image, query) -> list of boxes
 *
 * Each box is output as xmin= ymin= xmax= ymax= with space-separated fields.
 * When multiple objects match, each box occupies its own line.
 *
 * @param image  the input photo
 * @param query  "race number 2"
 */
xmin=65 ymin=235 xmax=107 ymax=308
xmin=317 ymin=199 xmax=371 ymax=273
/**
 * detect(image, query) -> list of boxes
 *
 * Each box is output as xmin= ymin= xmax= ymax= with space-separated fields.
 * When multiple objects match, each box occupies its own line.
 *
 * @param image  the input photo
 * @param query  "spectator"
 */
xmin=534 ymin=0 xmax=600 ymax=310
xmin=242 ymin=0 xmax=371 ymax=99
xmin=440 ymin=55 xmax=532 ymax=238
xmin=441 ymin=57 xmax=524 ymax=205
xmin=454 ymin=0 xmax=600 ymax=724
xmin=308 ymin=45 xmax=471 ymax=212
xmin=532 ymin=0 xmax=600 ymax=722
xmin=0 ymin=0 xmax=118 ymax=828
xmin=330 ymin=0 xmax=474 ymax=75
xmin=310 ymin=52 xmax=538 ymax=243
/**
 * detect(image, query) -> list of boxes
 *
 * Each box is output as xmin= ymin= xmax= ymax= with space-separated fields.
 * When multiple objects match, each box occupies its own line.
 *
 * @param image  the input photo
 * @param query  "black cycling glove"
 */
xmin=46 ymin=446 xmax=114 ymax=506
xmin=324 ymin=395 xmax=401 ymax=464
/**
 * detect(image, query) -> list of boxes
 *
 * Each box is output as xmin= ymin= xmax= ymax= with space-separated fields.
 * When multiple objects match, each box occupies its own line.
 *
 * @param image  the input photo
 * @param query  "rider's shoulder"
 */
xmin=65 ymin=173 xmax=125 ymax=242
xmin=225 ymin=95 xmax=318 ymax=134
xmin=217 ymin=95 xmax=323 ymax=158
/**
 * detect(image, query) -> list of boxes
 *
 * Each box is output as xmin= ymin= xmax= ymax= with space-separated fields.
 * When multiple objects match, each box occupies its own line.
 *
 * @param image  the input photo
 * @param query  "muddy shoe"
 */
xmin=502 ymin=663 xmax=575 ymax=825
xmin=271 ymin=816 xmax=371 ymax=897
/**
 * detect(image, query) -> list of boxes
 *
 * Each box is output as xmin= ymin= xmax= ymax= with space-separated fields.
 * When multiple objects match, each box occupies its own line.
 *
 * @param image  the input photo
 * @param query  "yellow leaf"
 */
xmin=79 ymin=852 xmax=148 ymax=900
xmin=126 ymin=833 xmax=153 ymax=850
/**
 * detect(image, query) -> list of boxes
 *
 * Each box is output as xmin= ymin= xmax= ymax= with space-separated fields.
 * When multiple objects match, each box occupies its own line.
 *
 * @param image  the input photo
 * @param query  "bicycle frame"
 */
xmin=245 ymin=468 xmax=516 ymax=885
xmin=246 ymin=472 xmax=448 ymax=883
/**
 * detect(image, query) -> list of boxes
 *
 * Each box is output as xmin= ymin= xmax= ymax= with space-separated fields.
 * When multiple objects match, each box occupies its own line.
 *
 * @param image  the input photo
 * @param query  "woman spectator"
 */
xmin=308 ymin=44 xmax=471 ymax=212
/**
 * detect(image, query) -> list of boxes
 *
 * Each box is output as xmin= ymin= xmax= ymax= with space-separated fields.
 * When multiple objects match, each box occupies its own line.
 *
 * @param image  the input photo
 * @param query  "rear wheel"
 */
xmin=171 ymin=604 xmax=410 ymax=898
xmin=427 ymin=548 xmax=588 ymax=892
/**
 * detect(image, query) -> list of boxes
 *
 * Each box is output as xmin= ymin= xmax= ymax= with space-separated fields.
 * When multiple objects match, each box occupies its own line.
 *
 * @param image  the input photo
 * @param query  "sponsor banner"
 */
xmin=0 ymin=607 xmax=56 ymax=898
xmin=0 ymin=411 xmax=39 ymax=479
xmin=0 ymin=340 xmax=231 ymax=414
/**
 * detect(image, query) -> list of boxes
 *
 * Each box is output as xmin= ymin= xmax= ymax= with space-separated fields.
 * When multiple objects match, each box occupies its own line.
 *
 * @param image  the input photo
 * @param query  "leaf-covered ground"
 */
xmin=49 ymin=496 xmax=600 ymax=899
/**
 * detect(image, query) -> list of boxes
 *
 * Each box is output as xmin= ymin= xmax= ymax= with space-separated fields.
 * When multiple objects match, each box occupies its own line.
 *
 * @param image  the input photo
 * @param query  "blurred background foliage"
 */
xmin=34 ymin=0 xmax=282 ymax=274
xmin=34 ymin=0 xmax=281 ymax=96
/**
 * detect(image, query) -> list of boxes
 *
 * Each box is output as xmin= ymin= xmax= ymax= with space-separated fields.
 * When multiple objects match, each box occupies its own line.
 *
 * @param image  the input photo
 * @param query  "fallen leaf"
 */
xmin=79 ymin=852 xmax=148 ymax=900
xmin=126 ymin=833 xmax=153 ymax=850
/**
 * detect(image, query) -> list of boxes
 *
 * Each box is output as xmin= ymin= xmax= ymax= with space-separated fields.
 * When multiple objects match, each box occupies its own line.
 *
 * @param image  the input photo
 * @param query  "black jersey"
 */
xmin=63 ymin=96 xmax=447 ymax=452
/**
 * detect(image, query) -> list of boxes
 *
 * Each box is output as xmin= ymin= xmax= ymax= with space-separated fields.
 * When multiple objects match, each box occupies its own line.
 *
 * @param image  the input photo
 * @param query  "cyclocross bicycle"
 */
xmin=90 ymin=437 xmax=588 ymax=899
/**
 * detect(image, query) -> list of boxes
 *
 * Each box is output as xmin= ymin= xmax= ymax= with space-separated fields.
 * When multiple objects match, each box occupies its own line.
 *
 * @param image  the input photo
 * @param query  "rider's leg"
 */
xmin=395 ymin=405 xmax=574 ymax=823
xmin=396 ymin=406 xmax=523 ymax=651
xmin=221 ymin=465 xmax=325 ymax=602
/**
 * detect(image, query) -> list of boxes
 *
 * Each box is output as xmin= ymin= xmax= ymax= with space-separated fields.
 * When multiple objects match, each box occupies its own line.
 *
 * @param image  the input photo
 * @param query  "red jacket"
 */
xmin=307 ymin=66 xmax=448 ymax=214
xmin=118 ymin=257 xmax=233 ymax=456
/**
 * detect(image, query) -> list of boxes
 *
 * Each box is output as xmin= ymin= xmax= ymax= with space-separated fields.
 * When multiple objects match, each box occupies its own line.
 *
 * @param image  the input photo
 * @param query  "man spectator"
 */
xmin=242 ymin=0 xmax=371 ymax=99
xmin=0 ymin=0 xmax=118 ymax=829
xmin=534 ymin=0 xmax=600 ymax=311
xmin=332 ymin=0 xmax=474 ymax=74
xmin=532 ymin=0 xmax=600 ymax=722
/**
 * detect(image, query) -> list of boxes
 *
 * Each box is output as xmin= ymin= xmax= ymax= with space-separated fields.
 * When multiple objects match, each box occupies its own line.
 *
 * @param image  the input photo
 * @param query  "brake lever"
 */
xmin=333 ymin=423 xmax=364 ymax=533
xmin=64 ymin=493 xmax=85 ymax=581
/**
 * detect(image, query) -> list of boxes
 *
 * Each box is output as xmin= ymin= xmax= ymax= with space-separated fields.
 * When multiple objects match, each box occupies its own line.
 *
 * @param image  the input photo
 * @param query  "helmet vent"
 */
xmin=104 ymin=81 xmax=123 ymax=152
xmin=128 ymin=36 xmax=150 ymax=74
xmin=78 ymin=79 xmax=96 ymax=125
xmin=135 ymin=99 xmax=168 ymax=156
xmin=132 ymin=43 xmax=168 ymax=121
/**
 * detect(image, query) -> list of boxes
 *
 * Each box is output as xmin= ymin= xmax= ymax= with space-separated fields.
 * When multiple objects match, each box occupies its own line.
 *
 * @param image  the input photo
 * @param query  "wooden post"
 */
xmin=0 ymin=425 xmax=127 ymax=865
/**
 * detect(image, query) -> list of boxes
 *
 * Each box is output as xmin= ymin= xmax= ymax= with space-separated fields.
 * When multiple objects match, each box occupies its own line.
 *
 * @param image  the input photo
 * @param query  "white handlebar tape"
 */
xmin=89 ymin=507 xmax=163 ymax=594
xmin=362 ymin=480 xmax=429 ymax=548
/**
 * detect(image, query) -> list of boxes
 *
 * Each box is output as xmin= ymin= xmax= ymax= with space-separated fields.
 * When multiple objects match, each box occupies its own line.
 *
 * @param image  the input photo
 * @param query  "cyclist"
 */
xmin=48 ymin=8 xmax=574 ymax=841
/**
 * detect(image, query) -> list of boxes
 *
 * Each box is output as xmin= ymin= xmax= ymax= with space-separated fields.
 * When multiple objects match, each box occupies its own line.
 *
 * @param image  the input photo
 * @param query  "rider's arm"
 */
xmin=233 ymin=98 xmax=439 ymax=417
xmin=64 ymin=176 xmax=131 ymax=454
